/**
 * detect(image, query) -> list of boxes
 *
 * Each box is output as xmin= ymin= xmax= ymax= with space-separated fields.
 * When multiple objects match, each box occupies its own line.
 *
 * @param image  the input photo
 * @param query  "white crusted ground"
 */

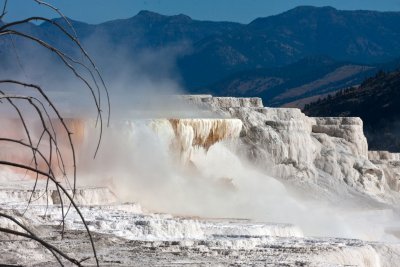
xmin=0 ymin=174 xmax=399 ymax=266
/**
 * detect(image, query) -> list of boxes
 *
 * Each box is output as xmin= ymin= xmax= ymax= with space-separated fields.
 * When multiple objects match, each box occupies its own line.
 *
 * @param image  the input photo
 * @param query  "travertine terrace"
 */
xmin=1 ymin=95 xmax=400 ymax=266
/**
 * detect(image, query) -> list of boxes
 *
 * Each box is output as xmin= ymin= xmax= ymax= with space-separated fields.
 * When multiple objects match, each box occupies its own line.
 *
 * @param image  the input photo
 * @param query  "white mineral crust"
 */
xmin=1 ymin=95 xmax=400 ymax=266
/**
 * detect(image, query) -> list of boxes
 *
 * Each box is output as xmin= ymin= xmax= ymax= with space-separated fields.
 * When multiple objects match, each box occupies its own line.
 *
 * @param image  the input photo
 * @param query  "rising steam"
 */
xmin=2 ymin=26 xmax=399 ymax=243
xmin=76 ymin=114 xmax=399 ymax=242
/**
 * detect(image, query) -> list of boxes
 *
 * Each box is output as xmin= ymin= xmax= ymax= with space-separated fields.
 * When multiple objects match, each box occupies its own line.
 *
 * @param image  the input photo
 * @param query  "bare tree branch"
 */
xmin=0 ymin=15 xmax=111 ymax=125
xmin=0 ymin=212 xmax=64 ymax=266
xmin=0 ymin=0 xmax=7 ymax=19
xmin=0 ymin=30 xmax=105 ymax=158
xmin=34 ymin=0 xmax=78 ymax=39
xmin=0 ymin=226 xmax=84 ymax=266
xmin=0 ymin=160 xmax=99 ymax=266
xmin=0 ymin=3 xmax=111 ymax=265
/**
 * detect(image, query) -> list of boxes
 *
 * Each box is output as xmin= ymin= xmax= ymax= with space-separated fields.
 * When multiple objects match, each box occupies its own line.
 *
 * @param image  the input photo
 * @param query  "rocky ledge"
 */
xmin=197 ymin=95 xmax=400 ymax=206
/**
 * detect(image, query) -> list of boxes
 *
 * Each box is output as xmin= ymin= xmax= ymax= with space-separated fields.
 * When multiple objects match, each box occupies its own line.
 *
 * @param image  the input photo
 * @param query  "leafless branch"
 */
xmin=0 ymin=2 xmax=111 ymax=265
xmin=0 ymin=160 xmax=99 ymax=266
xmin=34 ymin=0 xmax=78 ymax=39
xmin=0 ymin=0 xmax=7 ymax=19
xmin=0 ymin=30 xmax=104 ymax=158
xmin=0 ymin=15 xmax=111 ymax=126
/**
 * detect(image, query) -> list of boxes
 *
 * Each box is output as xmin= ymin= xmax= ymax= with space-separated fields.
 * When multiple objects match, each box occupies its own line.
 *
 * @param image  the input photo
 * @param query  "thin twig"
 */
xmin=0 ymin=95 xmax=67 ymax=232
xmin=34 ymin=0 xmax=78 ymax=39
xmin=0 ymin=16 xmax=111 ymax=125
xmin=0 ymin=80 xmax=79 ymax=195
xmin=0 ymin=161 xmax=99 ymax=266
xmin=0 ymin=5 xmax=109 ymax=265
xmin=0 ymin=0 xmax=7 ymax=19
xmin=0 ymin=225 xmax=82 ymax=266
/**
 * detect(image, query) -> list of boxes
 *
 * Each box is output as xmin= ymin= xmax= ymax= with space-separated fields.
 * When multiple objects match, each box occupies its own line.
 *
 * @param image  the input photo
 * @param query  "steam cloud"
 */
xmin=1 ymin=27 xmax=399 ymax=243
xmin=77 ymin=117 xmax=399 ymax=242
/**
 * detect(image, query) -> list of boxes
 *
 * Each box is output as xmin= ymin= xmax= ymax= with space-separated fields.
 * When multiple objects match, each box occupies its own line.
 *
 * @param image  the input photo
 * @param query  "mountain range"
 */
xmin=1 ymin=6 xmax=400 ymax=106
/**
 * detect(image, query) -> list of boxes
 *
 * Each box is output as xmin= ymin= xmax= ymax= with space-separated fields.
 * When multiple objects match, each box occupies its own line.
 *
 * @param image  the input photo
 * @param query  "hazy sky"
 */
xmin=4 ymin=0 xmax=400 ymax=24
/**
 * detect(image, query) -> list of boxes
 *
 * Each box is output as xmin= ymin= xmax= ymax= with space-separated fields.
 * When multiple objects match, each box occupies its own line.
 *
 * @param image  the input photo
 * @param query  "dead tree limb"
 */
xmin=0 ymin=0 xmax=7 ymax=19
xmin=0 ymin=1 xmax=111 ymax=265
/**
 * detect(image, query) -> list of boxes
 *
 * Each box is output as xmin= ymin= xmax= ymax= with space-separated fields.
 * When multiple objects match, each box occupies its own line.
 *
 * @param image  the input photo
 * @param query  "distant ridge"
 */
xmin=198 ymin=55 xmax=378 ymax=107
xmin=1 ymin=6 xmax=400 ymax=103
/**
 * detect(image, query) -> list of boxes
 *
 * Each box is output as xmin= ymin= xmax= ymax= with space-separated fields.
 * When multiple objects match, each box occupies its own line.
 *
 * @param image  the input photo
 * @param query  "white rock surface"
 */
xmin=313 ymin=117 xmax=369 ymax=158
xmin=193 ymin=97 xmax=400 ymax=205
xmin=2 ymin=95 xmax=400 ymax=266
xmin=168 ymin=118 xmax=243 ymax=163
xmin=369 ymin=151 xmax=400 ymax=161
xmin=178 ymin=95 xmax=264 ymax=110
xmin=368 ymin=151 xmax=400 ymax=193
xmin=1 ymin=183 xmax=399 ymax=267
xmin=0 ymin=174 xmax=118 ymax=206
xmin=228 ymin=107 xmax=318 ymax=183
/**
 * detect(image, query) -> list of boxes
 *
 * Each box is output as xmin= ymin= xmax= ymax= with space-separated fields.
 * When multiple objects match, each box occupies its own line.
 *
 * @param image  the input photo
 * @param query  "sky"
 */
xmin=3 ymin=0 xmax=400 ymax=24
